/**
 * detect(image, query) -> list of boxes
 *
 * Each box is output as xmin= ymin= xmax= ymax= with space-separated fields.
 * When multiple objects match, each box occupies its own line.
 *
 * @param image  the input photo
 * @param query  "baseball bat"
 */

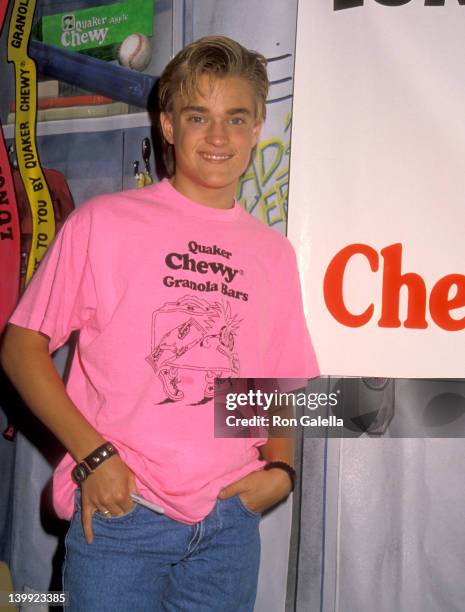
xmin=29 ymin=40 xmax=158 ymax=109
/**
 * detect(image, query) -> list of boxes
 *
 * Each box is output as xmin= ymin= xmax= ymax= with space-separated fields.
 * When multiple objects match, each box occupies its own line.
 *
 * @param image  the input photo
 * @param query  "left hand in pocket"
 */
xmin=218 ymin=468 xmax=292 ymax=514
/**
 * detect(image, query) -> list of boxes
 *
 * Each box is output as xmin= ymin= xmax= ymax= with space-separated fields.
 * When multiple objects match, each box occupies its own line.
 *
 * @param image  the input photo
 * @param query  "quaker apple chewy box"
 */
xmin=33 ymin=0 xmax=154 ymax=62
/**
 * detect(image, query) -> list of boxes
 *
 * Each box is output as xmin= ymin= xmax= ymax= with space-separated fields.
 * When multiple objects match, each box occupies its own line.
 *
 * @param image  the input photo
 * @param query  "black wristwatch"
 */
xmin=71 ymin=442 xmax=118 ymax=484
xmin=264 ymin=461 xmax=296 ymax=492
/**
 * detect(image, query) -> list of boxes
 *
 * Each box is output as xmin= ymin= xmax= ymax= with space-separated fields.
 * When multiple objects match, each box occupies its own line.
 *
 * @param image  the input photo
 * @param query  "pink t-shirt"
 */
xmin=9 ymin=179 xmax=319 ymax=523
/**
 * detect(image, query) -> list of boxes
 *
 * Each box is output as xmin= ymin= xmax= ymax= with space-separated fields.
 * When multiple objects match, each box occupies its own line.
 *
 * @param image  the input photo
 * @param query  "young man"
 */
xmin=1 ymin=36 xmax=318 ymax=611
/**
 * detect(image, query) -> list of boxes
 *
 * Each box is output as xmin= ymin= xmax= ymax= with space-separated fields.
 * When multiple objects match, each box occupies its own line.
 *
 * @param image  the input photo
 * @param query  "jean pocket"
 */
xmin=74 ymin=488 xmax=141 ymax=521
xmin=235 ymin=494 xmax=261 ymax=519
xmin=93 ymin=502 xmax=140 ymax=521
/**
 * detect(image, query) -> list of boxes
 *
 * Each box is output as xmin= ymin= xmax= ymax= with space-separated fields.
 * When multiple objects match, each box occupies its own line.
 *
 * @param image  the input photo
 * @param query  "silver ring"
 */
xmin=102 ymin=509 xmax=111 ymax=516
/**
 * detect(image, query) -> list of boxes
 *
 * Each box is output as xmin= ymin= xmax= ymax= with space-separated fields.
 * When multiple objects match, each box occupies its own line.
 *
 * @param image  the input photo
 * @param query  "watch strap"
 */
xmin=72 ymin=442 xmax=118 ymax=484
xmin=83 ymin=442 xmax=118 ymax=471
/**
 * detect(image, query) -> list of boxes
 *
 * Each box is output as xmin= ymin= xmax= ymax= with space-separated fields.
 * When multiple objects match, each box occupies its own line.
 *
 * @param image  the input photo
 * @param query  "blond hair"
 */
xmin=158 ymin=36 xmax=269 ymax=176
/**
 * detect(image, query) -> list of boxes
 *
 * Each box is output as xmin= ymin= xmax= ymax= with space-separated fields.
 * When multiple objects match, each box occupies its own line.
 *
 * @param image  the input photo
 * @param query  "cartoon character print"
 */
xmin=146 ymin=295 xmax=241 ymax=402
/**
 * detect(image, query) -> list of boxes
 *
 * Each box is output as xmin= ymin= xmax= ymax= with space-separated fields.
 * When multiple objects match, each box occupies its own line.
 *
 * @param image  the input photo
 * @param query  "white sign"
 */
xmin=289 ymin=0 xmax=465 ymax=377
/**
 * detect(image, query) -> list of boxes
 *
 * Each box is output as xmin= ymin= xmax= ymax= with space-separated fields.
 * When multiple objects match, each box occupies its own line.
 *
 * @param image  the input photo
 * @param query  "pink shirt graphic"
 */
xmin=9 ymin=179 xmax=319 ymax=523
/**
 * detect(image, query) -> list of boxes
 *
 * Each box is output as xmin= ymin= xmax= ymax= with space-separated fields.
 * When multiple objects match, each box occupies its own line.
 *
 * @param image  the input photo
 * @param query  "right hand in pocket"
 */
xmin=80 ymin=455 xmax=138 ymax=544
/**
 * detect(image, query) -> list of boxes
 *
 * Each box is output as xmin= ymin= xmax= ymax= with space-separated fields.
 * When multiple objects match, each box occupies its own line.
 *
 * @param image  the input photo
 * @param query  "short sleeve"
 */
xmin=8 ymin=207 xmax=97 ymax=353
xmin=266 ymin=240 xmax=320 ymax=382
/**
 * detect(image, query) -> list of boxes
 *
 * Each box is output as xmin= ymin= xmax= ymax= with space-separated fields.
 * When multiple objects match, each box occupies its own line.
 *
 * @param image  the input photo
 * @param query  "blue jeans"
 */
xmin=62 ymin=489 xmax=261 ymax=611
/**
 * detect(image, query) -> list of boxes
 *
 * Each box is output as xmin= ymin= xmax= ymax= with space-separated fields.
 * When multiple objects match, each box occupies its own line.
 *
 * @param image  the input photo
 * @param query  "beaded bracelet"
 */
xmin=263 ymin=461 xmax=296 ymax=492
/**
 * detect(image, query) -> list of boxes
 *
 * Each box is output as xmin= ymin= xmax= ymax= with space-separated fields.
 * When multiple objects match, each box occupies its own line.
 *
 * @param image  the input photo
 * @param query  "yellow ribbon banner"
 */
xmin=7 ymin=0 xmax=55 ymax=283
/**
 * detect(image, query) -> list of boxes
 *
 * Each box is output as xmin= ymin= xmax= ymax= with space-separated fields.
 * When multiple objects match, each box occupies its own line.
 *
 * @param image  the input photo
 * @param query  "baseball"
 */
xmin=118 ymin=33 xmax=152 ymax=71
